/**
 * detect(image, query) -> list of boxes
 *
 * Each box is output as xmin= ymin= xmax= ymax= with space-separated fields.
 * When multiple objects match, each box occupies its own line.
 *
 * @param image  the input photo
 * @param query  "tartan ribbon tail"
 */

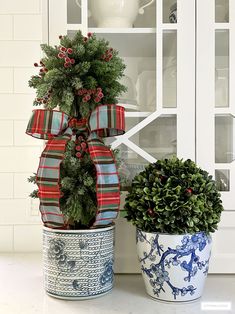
xmin=88 ymin=104 xmax=125 ymax=227
xmin=26 ymin=109 xmax=72 ymax=228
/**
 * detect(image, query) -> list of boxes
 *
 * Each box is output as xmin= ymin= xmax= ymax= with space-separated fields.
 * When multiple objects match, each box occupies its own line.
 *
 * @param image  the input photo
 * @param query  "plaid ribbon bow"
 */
xmin=26 ymin=104 xmax=125 ymax=229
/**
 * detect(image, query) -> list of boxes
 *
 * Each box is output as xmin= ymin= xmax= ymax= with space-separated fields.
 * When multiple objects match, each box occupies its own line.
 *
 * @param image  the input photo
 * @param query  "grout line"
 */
xmin=0 ymin=39 xmax=42 ymax=42
xmin=0 ymin=223 xmax=41 ymax=226
xmin=0 ymin=13 xmax=41 ymax=16
xmin=195 ymin=0 xmax=197 ymax=163
xmin=12 ymin=67 xmax=15 ymax=93
xmin=12 ymin=225 xmax=15 ymax=252
xmin=39 ymin=0 xmax=42 ymax=14
xmin=0 ymin=145 xmax=43 ymax=148
xmin=12 ymin=119 xmax=15 ymax=146
xmin=0 ymin=66 xmax=37 ymax=69
xmin=11 ymin=15 xmax=14 ymax=40
xmin=47 ymin=0 xmax=49 ymax=44
xmin=12 ymin=172 xmax=15 ymax=199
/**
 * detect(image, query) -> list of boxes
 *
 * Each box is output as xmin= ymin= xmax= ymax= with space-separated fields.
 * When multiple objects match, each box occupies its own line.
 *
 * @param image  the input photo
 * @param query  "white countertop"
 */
xmin=0 ymin=254 xmax=235 ymax=314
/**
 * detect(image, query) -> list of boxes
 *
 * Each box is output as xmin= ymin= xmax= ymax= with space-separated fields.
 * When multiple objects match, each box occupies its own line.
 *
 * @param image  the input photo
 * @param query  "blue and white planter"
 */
xmin=43 ymin=225 xmax=114 ymax=300
xmin=136 ymin=229 xmax=212 ymax=302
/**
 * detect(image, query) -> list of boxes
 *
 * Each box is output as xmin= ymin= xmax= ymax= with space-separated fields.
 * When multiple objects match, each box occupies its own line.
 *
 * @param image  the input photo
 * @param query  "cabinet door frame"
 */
xmin=196 ymin=0 xmax=235 ymax=273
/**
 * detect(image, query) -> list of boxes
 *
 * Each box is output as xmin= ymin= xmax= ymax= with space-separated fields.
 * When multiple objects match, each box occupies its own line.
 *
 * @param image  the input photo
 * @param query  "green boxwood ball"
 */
xmin=124 ymin=157 xmax=223 ymax=234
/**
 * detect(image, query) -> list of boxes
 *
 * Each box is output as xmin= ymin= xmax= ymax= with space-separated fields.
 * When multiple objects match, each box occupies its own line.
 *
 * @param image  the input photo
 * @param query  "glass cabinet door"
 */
xmin=197 ymin=0 xmax=235 ymax=273
xmin=197 ymin=0 xmax=234 ymax=210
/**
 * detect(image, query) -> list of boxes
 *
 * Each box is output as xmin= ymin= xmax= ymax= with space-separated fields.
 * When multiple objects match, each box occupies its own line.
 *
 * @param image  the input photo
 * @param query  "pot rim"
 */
xmin=43 ymin=224 xmax=115 ymax=234
xmin=136 ymin=228 xmax=210 ymax=237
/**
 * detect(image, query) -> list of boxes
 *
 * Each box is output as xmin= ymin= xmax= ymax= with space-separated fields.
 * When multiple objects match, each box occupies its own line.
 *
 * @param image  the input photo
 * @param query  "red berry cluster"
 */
xmin=186 ymin=188 xmax=193 ymax=194
xmin=58 ymin=46 xmax=75 ymax=68
xmin=34 ymin=60 xmax=48 ymax=75
xmin=101 ymin=48 xmax=113 ymax=62
xmin=159 ymin=175 xmax=168 ymax=184
xmin=36 ymin=89 xmax=52 ymax=105
xmin=147 ymin=208 xmax=155 ymax=217
xmin=75 ymin=136 xmax=89 ymax=158
xmin=76 ymin=87 xmax=104 ymax=103
xmin=83 ymin=32 xmax=93 ymax=43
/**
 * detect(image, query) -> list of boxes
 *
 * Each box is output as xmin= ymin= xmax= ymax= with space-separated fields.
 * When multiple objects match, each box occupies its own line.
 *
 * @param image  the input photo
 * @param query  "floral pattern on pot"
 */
xmin=43 ymin=226 xmax=114 ymax=300
xmin=136 ymin=229 xmax=212 ymax=302
xmin=100 ymin=260 xmax=114 ymax=286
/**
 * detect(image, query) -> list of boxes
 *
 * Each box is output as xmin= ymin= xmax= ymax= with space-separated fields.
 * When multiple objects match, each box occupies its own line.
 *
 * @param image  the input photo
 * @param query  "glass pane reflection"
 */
xmin=130 ymin=115 xmax=177 ymax=160
xmin=67 ymin=0 xmax=81 ymax=24
xmin=215 ymin=115 xmax=234 ymax=163
xmin=215 ymin=169 xmax=230 ymax=191
xmin=116 ymin=144 xmax=147 ymax=190
xmin=163 ymin=31 xmax=177 ymax=108
xmin=215 ymin=0 xmax=229 ymax=23
xmin=163 ymin=0 xmax=177 ymax=23
xmin=215 ymin=30 xmax=229 ymax=108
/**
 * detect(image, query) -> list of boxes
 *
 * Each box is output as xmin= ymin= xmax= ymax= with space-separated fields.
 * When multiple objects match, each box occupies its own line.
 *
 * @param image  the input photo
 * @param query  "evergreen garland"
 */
xmin=28 ymin=31 xmax=127 ymax=229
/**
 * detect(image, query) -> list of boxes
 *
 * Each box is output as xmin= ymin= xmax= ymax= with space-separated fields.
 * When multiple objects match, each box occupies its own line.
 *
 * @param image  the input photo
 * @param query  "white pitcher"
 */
xmin=76 ymin=0 xmax=155 ymax=28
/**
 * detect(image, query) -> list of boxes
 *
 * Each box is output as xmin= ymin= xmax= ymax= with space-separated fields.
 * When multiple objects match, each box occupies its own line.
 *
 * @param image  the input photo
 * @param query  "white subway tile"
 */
xmin=14 ymin=172 xmax=37 ymax=199
xmin=0 ymin=147 xmax=41 ymax=172
xmin=0 ymin=120 xmax=14 ymax=145
xmin=0 ymin=225 xmax=13 ymax=252
xmin=0 ymin=94 xmax=38 ymax=119
xmin=14 ymin=15 xmax=42 ymax=40
xmin=14 ymin=224 xmax=42 ymax=252
xmin=14 ymin=67 xmax=38 ymax=94
xmin=30 ymin=198 xmax=40 ymax=217
xmin=0 ymin=15 xmax=13 ymax=40
xmin=0 ymin=68 xmax=14 ymax=93
xmin=0 ymin=0 xmax=40 ymax=14
xmin=0 ymin=41 xmax=41 ymax=67
xmin=0 ymin=173 xmax=13 ymax=198
xmin=0 ymin=199 xmax=30 ymax=224
xmin=14 ymin=120 xmax=43 ymax=146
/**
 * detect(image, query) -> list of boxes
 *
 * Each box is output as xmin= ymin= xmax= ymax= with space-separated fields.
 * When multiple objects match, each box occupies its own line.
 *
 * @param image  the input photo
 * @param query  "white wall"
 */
xmin=0 ymin=0 xmax=45 ymax=252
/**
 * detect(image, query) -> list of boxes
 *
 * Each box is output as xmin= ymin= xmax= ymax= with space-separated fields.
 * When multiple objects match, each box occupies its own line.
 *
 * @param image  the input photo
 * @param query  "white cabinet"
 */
xmin=197 ymin=0 xmax=235 ymax=273
xmin=47 ymin=0 xmax=235 ymax=273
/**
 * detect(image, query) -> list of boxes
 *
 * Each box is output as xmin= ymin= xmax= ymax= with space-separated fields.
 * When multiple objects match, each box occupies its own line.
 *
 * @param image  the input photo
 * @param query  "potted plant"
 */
xmin=124 ymin=156 xmax=223 ymax=301
xmin=26 ymin=31 xmax=126 ymax=299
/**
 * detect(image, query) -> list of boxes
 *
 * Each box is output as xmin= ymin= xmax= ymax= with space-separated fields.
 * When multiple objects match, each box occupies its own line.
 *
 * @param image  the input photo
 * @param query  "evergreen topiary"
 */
xmin=29 ymin=31 xmax=126 ymax=118
xmin=124 ymin=156 xmax=223 ymax=234
xmin=28 ymin=31 xmax=126 ymax=229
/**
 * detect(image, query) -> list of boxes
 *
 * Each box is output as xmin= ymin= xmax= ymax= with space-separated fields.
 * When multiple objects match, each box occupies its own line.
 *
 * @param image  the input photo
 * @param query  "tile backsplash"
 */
xmin=0 ymin=0 xmax=44 ymax=252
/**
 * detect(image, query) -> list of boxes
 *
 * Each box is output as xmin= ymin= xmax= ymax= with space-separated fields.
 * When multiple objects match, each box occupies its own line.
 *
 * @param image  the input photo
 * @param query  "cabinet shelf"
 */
xmin=67 ymin=23 xmax=82 ymax=31
xmin=160 ymin=24 xmax=179 ymax=30
xmin=87 ymin=28 xmax=156 ymax=34
xmin=124 ymin=112 xmax=151 ymax=118
xmin=66 ymin=25 xmax=157 ymax=34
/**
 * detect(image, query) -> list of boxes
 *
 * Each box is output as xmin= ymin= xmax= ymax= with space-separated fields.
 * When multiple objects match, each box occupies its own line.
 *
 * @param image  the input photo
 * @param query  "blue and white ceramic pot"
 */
xmin=136 ymin=229 xmax=212 ymax=302
xmin=43 ymin=225 xmax=115 ymax=300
